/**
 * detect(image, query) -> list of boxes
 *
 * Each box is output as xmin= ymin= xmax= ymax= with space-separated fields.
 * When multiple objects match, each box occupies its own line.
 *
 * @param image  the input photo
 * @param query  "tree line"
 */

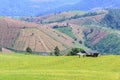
xmin=26 ymin=46 xmax=84 ymax=56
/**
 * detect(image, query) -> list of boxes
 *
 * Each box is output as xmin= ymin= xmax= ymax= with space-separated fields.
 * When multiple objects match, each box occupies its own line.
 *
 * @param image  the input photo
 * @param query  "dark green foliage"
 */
xmin=71 ymin=14 xmax=81 ymax=19
xmin=26 ymin=47 xmax=32 ymax=54
xmin=68 ymin=48 xmax=84 ymax=56
xmin=50 ymin=52 xmax=54 ymax=56
xmin=83 ymin=30 xmax=93 ymax=49
xmin=54 ymin=46 xmax=60 ymax=56
xmin=71 ymin=12 xmax=98 ymax=19
xmin=0 ymin=46 xmax=2 ymax=52
xmin=93 ymin=34 xmax=120 ymax=55
xmin=82 ymin=12 xmax=98 ymax=17
xmin=45 ymin=17 xmax=67 ymax=23
xmin=53 ymin=25 xmax=67 ymax=28
xmin=79 ymin=40 xmax=83 ymax=44
xmin=55 ymin=26 xmax=76 ymax=39
xmin=84 ymin=19 xmax=95 ymax=25
xmin=101 ymin=9 xmax=120 ymax=29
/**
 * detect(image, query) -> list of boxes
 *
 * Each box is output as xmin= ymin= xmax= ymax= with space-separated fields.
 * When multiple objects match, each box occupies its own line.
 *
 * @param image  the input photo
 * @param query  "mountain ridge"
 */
xmin=1 ymin=0 xmax=120 ymax=16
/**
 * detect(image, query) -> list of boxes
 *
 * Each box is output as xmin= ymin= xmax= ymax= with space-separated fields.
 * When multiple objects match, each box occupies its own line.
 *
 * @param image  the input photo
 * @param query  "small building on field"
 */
xmin=77 ymin=50 xmax=100 ymax=57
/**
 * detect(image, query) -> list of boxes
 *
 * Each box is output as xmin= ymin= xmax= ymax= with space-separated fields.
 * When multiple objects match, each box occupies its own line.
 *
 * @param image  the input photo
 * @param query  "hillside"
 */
xmin=100 ymin=9 xmax=120 ymax=29
xmin=0 ymin=54 xmax=119 ymax=80
xmin=0 ymin=17 xmax=81 ymax=53
xmin=20 ymin=11 xmax=86 ymax=24
xmin=1 ymin=9 xmax=120 ymax=54
xmin=21 ymin=9 xmax=120 ymax=54
xmin=21 ymin=10 xmax=106 ymax=24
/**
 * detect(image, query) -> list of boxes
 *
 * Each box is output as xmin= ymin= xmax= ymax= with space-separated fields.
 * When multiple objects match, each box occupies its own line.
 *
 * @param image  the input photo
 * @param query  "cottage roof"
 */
xmin=77 ymin=52 xmax=86 ymax=55
xmin=84 ymin=50 xmax=98 ymax=55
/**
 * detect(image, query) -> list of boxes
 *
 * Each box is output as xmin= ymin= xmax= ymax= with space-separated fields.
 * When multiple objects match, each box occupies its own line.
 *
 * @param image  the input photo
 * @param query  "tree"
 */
xmin=26 ymin=47 xmax=32 ymax=54
xmin=70 ymin=48 xmax=80 ymax=55
xmin=0 ymin=46 xmax=2 ymax=52
xmin=68 ymin=48 xmax=85 ymax=56
xmin=54 ymin=46 xmax=60 ymax=56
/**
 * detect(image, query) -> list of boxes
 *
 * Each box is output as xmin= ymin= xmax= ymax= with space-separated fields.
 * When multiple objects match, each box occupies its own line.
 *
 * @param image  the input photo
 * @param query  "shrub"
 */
xmin=26 ymin=47 xmax=32 ymax=54
xmin=54 ymin=46 xmax=60 ymax=56
xmin=50 ymin=52 xmax=54 ymax=56
xmin=67 ymin=48 xmax=84 ymax=56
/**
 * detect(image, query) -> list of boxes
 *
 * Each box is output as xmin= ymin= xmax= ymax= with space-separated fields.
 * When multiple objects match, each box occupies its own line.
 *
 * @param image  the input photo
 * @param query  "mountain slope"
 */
xmin=0 ymin=17 xmax=79 ymax=52
xmin=100 ymin=9 xmax=120 ymax=29
xmin=1 ymin=9 xmax=120 ymax=54
xmin=24 ymin=10 xmax=120 ymax=54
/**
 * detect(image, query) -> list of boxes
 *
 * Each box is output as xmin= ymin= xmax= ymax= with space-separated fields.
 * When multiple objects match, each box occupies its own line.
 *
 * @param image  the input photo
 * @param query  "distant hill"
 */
xmin=0 ymin=17 xmax=84 ymax=53
xmin=0 ymin=0 xmax=80 ymax=16
xmin=21 ymin=9 xmax=120 ymax=54
xmin=1 ymin=9 xmax=120 ymax=54
xmin=40 ymin=0 xmax=120 ymax=15
xmin=1 ymin=0 xmax=120 ymax=16
xmin=72 ymin=0 xmax=120 ymax=10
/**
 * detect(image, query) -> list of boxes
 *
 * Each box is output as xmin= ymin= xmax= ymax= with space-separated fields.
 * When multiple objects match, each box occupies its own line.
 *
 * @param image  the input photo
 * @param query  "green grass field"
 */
xmin=0 ymin=53 xmax=120 ymax=80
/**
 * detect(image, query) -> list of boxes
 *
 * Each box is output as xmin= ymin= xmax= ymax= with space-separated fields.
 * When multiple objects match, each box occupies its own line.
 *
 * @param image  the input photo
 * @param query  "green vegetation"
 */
xmin=55 ymin=26 xmax=76 ymax=39
xmin=26 ymin=47 xmax=32 ymax=54
xmin=0 ymin=46 xmax=2 ymax=52
xmin=54 ymin=46 xmax=60 ymax=56
xmin=70 ymin=11 xmax=103 ymax=20
xmin=101 ymin=9 xmax=120 ymax=29
xmin=44 ymin=11 xmax=86 ymax=23
xmin=82 ymin=25 xmax=120 ymax=55
xmin=44 ymin=17 xmax=67 ymax=23
xmin=67 ymin=48 xmax=84 ymax=56
xmin=21 ymin=11 xmax=86 ymax=24
xmin=69 ymin=11 xmax=86 ymax=15
xmin=0 ymin=54 xmax=120 ymax=80
xmin=93 ymin=33 xmax=120 ymax=55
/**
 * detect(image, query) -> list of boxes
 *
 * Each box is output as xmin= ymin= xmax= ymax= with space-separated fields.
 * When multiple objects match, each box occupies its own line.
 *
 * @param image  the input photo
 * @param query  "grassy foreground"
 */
xmin=0 ymin=54 xmax=120 ymax=80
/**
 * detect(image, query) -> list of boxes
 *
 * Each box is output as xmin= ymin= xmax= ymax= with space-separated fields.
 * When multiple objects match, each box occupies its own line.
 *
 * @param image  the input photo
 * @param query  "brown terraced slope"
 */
xmin=0 ymin=17 xmax=76 ymax=52
xmin=21 ymin=10 xmax=120 ymax=54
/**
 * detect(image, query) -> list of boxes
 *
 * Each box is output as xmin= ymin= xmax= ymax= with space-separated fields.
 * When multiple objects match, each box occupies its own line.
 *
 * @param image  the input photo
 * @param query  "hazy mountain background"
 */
xmin=1 ymin=0 xmax=120 ymax=16
xmin=0 ymin=0 xmax=80 ymax=16
xmin=44 ymin=0 xmax=120 ymax=15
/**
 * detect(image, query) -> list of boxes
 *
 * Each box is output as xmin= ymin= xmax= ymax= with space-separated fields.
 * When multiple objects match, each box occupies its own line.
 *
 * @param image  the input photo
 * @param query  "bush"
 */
xmin=54 ymin=46 xmax=60 ymax=56
xmin=26 ymin=47 xmax=32 ymax=54
xmin=50 ymin=52 xmax=54 ymax=56
xmin=67 ymin=48 xmax=84 ymax=56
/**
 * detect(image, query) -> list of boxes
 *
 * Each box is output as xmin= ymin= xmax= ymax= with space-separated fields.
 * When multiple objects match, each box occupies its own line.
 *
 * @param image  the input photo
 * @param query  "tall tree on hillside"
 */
xmin=54 ymin=46 xmax=60 ymax=56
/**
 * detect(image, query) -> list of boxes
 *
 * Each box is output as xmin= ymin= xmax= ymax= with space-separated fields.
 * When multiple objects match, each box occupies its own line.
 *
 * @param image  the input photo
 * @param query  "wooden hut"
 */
xmin=77 ymin=50 xmax=100 ymax=58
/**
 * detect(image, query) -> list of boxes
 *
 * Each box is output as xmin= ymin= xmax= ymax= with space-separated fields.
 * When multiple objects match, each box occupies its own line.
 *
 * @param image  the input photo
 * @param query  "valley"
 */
xmin=0 ymin=0 xmax=120 ymax=80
